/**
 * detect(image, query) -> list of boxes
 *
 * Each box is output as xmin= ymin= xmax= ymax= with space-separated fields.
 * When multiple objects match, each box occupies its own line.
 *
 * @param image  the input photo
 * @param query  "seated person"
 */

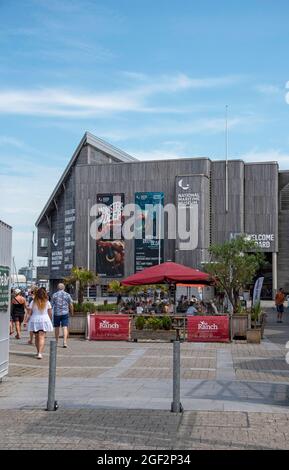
xmin=136 ymin=303 xmax=144 ymax=315
xmin=186 ymin=301 xmax=198 ymax=315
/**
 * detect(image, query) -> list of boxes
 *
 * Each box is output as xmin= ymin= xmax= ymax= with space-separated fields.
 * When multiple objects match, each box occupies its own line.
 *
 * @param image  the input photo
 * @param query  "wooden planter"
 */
xmin=231 ymin=315 xmax=248 ymax=339
xmin=246 ymin=328 xmax=261 ymax=344
xmin=131 ymin=329 xmax=177 ymax=342
xmin=69 ymin=313 xmax=87 ymax=335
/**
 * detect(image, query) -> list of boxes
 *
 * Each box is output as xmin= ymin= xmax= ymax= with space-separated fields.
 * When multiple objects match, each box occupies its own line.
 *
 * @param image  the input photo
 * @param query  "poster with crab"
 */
xmin=96 ymin=193 xmax=125 ymax=278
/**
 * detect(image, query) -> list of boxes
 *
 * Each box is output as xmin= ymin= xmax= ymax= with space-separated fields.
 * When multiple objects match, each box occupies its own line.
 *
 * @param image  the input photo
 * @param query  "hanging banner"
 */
xmin=187 ymin=316 xmax=230 ymax=342
xmin=0 ymin=266 xmax=10 ymax=312
xmin=96 ymin=194 xmax=125 ymax=278
xmin=88 ymin=314 xmax=130 ymax=341
xmin=252 ymin=276 xmax=264 ymax=306
xmin=135 ymin=192 xmax=164 ymax=272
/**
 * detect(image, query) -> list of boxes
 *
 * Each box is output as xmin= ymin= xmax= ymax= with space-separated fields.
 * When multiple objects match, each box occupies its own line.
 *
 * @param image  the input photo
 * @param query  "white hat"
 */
xmin=14 ymin=288 xmax=21 ymax=294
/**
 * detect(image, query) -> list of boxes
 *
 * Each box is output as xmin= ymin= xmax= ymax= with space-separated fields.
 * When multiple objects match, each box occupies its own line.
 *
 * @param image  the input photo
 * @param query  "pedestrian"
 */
xmin=11 ymin=288 xmax=26 ymax=339
xmin=186 ymin=301 xmax=198 ymax=315
xmin=25 ymin=287 xmax=53 ymax=359
xmin=51 ymin=283 xmax=73 ymax=348
xmin=25 ymin=287 xmax=37 ymax=345
xmin=275 ymin=288 xmax=286 ymax=323
xmin=136 ymin=302 xmax=144 ymax=315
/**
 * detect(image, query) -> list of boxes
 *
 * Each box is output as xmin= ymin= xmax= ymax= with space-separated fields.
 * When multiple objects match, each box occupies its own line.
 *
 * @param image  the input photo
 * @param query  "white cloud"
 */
xmin=100 ymin=115 xmax=247 ymax=142
xmin=133 ymin=74 xmax=242 ymax=96
xmin=0 ymin=74 xmax=242 ymax=118
xmin=237 ymin=149 xmax=289 ymax=167
xmin=0 ymin=136 xmax=26 ymax=148
xmin=256 ymin=84 xmax=280 ymax=95
xmin=0 ymin=156 xmax=62 ymax=268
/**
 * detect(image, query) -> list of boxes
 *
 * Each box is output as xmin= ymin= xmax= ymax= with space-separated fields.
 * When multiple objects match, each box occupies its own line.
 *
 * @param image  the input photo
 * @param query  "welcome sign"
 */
xmin=0 ymin=266 xmax=10 ymax=312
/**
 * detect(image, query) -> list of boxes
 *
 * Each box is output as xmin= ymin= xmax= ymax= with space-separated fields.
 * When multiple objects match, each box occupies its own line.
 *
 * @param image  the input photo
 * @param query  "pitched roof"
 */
xmin=35 ymin=132 xmax=137 ymax=226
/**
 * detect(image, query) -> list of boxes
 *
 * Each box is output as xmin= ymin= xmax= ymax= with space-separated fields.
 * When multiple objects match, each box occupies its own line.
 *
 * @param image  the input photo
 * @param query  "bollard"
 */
xmin=171 ymin=340 xmax=183 ymax=413
xmin=46 ymin=339 xmax=58 ymax=411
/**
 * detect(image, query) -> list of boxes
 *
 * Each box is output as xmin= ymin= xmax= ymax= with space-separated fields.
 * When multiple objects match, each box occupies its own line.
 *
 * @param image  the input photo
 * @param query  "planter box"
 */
xmin=232 ymin=315 xmax=248 ymax=339
xmin=69 ymin=314 xmax=87 ymax=335
xmin=246 ymin=328 xmax=261 ymax=344
xmin=131 ymin=329 xmax=177 ymax=342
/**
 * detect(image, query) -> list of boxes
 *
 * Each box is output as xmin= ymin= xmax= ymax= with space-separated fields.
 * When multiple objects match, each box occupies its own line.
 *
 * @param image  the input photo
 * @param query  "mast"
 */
xmin=12 ymin=257 xmax=19 ymax=286
xmin=31 ymin=230 xmax=35 ymax=284
xmin=225 ymin=105 xmax=229 ymax=213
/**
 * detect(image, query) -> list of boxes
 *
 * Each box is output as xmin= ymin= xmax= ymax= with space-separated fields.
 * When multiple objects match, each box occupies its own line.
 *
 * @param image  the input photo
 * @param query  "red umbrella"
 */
xmin=122 ymin=261 xmax=211 ymax=286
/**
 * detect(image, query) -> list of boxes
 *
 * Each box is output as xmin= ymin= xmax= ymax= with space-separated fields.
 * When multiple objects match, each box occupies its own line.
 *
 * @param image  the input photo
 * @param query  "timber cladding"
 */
xmin=35 ymin=136 xmax=281 ymax=290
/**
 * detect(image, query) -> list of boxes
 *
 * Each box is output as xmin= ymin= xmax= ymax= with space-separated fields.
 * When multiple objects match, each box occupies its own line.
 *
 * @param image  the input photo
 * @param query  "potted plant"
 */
xmin=247 ymin=301 xmax=263 ymax=343
xmin=131 ymin=315 xmax=176 ymax=342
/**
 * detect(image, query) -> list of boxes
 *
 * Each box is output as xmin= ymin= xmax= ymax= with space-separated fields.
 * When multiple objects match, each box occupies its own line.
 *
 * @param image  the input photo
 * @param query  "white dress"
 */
xmin=28 ymin=301 xmax=54 ymax=332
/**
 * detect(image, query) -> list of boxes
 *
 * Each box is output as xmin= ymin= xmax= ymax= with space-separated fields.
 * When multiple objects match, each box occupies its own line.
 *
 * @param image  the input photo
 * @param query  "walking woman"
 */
xmin=25 ymin=287 xmax=53 ymax=359
xmin=11 ymin=288 xmax=27 ymax=339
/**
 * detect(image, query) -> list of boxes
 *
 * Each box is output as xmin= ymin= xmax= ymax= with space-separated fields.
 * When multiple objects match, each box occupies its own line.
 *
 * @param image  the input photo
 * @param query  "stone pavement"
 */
xmin=1 ymin=409 xmax=289 ymax=450
xmin=0 ymin=308 xmax=289 ymax=449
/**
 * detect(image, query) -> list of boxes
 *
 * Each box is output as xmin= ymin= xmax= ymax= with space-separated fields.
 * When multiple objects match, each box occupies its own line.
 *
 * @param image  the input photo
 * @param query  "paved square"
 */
xmin=1 ymin=309 xmax=289 ymax=449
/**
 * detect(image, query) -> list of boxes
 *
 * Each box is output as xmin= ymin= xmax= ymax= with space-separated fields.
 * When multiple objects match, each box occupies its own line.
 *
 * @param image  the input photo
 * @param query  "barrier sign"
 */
xmin=187 ymin=316 xmax=229 ymax=342
xmin=88 ymin=314 xmax=130 ymax=341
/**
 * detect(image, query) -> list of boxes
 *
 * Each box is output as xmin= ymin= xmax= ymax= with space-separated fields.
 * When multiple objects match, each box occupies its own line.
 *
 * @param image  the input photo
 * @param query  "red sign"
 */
xmin=88 ymin=314 xmax=130 ymax=341
xmin=187 ymin=316 xmax=230 ymax=342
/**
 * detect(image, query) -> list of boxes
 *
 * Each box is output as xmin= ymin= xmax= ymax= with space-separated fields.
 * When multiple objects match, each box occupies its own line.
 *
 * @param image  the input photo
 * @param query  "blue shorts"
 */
xmin=53 ymin=314 xmax=69 ymax=328
xmin=277 ymin=304 xmax=284 ymax=313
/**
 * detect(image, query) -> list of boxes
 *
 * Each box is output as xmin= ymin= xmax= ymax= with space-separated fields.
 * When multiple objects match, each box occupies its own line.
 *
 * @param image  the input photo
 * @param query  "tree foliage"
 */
xmin=204 ymin=236 xmax=265 ymax=312
xmin=65 ymin=266 xmax=98 ymax=305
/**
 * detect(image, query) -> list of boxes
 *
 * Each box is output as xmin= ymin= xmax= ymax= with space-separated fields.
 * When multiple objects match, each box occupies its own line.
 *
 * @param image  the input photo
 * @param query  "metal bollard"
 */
xmin=46 ymin=339 xmax=58 ymax=411
xmin=171 ymin=340 xmax=183 ymax=413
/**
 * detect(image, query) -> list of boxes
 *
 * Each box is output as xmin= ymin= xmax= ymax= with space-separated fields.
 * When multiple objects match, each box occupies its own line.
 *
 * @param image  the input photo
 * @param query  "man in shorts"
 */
xmin=51 ymin=283 xmax=73 ymax=348
xmin=275 ymin=287 xmax=286 ymax=323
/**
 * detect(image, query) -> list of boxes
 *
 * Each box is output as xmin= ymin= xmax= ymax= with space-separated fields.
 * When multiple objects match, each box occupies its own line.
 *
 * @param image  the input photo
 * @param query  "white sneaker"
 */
xmin=36 ymin=353 xmax=42 ymax=359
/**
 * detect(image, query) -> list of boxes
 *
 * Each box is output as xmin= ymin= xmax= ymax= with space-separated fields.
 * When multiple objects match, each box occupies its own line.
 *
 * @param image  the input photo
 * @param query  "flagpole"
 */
xmin=87 ymin=198 xmax=90 ymax=299
xmin=225 ymin=105 xmax=229 ymax=213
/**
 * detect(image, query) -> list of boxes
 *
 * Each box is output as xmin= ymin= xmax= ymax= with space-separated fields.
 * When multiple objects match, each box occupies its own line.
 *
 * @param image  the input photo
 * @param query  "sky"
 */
xmin=0 ymin=0 xmax=289 ymax=269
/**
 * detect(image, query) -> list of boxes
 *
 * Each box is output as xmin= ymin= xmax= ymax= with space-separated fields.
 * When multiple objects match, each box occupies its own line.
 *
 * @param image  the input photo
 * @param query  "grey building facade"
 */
xmin=36 ymin=132 xmax=286 ymax=298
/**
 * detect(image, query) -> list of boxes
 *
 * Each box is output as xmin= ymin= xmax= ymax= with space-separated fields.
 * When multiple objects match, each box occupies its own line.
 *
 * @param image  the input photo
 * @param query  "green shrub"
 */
xmin=95 ymin=303 xmax=117 ymax=311
xmin=251 ymin=301 xmax=262 ymax=323
xmin=73 ymin=302 xmax=96 ymax=314
xmin=135 ymin=316 xmax=145 ymax=330
xmin=161 ymin=316 xmax=172 ymax=330
xmin=145 ymin=317 xmax=163 ymax=330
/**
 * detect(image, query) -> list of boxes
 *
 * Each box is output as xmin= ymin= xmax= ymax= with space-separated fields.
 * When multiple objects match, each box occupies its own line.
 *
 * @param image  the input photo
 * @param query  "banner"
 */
xmin=252 ymin=276 xmax=264 ymax=306
xmin=96 ymin=194 xmax=125 ymax=278
xmin=88 ymin=314 xmax=130 ymax=341
xmin=187 ymin=316 xmax=230 ymax=342
xmin=135 ymin=192 xmax=164 ymax=272
xmin=0 ymin=266 xmax=10 ymax=312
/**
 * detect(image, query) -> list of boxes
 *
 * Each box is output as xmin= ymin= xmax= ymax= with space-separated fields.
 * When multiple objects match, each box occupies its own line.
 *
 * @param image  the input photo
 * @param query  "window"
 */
xmin=40 ymin=238 xmax=48 ymax=248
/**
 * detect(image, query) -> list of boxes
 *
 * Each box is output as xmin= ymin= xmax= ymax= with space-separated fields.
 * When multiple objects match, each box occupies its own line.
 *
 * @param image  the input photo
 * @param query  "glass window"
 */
xmin=40 ymin=238 xmax=48 ymax=248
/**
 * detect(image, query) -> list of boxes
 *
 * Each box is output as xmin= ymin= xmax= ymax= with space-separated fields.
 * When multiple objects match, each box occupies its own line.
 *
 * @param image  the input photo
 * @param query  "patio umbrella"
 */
xmin=121 ymin=261 xmax=211 ymax=286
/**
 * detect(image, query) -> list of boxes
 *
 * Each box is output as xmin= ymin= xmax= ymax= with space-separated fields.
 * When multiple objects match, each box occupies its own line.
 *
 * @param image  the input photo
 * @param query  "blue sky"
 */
xmin=0 ymin=0 xmax=289 ymax=269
